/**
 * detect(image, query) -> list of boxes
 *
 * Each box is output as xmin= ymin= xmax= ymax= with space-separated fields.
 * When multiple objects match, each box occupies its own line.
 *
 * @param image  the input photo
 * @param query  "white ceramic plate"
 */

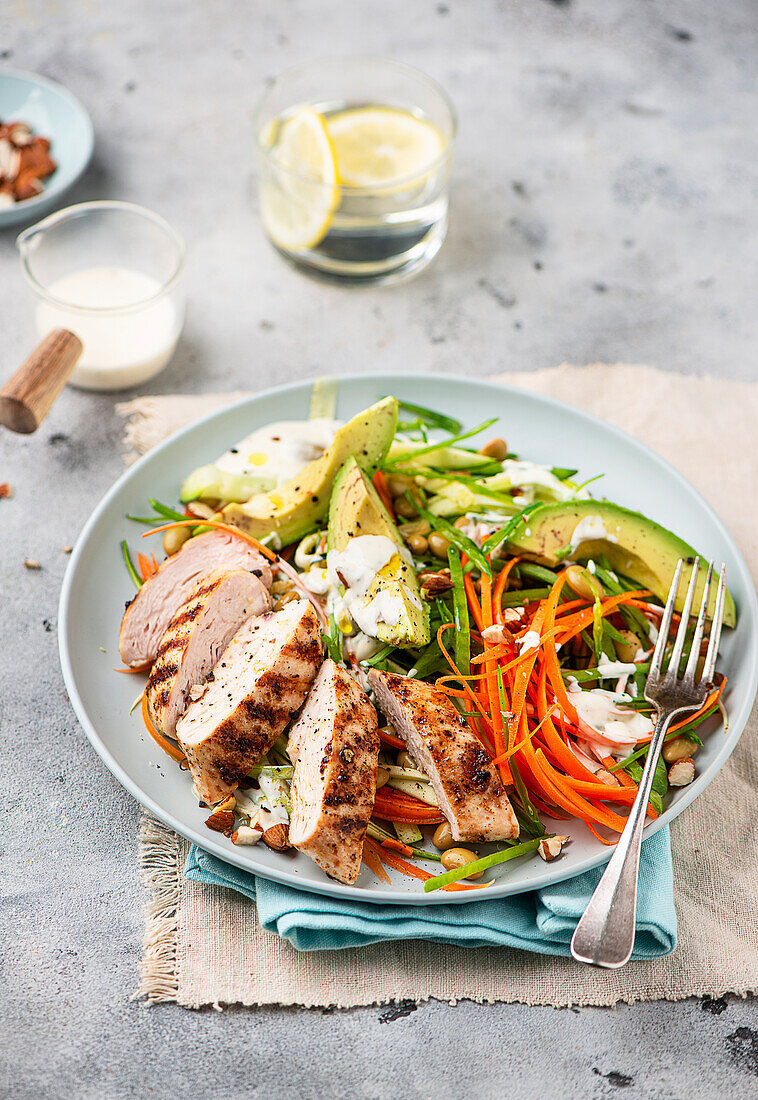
xmin=59 ymin=374 xmax=758 ymax=904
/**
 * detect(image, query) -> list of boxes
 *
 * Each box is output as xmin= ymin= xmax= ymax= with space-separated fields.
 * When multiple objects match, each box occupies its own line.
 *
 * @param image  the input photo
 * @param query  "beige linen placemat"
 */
xmin=120 ymin=364 xmax=758 ymax=1008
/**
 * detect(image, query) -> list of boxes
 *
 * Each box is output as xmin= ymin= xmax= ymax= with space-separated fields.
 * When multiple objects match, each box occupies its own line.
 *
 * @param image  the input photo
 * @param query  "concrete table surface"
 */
xmin=2 ymin=2 xmax=757 ymax=1098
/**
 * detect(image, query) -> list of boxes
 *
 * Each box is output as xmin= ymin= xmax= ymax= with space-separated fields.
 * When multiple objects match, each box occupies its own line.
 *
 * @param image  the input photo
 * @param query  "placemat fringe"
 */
xmin=134 ymin=815 xmax=180 ymax=1004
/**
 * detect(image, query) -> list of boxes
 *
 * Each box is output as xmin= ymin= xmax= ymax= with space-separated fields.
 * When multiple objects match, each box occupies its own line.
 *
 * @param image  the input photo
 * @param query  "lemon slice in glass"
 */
xmin=326 ymin=107 xmax=445 ymax=189
xmin=261 ymin=108 xmax=339 ymax=251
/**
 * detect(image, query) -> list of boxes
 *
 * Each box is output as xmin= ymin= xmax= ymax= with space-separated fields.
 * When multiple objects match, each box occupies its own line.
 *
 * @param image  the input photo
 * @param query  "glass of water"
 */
xmin=254 ymin=57 xmax=456 ymax=285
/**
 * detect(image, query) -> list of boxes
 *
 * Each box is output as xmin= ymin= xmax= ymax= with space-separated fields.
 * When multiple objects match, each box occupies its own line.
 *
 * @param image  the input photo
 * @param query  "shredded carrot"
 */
xmin=381 ymin=836 xmax=414 ymax=856
xmin=492 ymin=702 xmax=558 ymax=765
xmin=378 ymin=727 xmax=406 ymax=751
xmin=586 ymin=823 xmax=617 ymax=846
xmin=362 ymin=836 xmax=392 ymax=883
xmin=437 ymin=623 xmax=495 ymax=745
xmin=372 ymin=806 xmax=445 ymax=825
xmin=493 ymin=557 xmax=520 ymax=624
xmin=142 ymin=519 xmax=278 ymax=562
xmin=463 ymin=571 xmax=485 ymax=633
xmin=372 ymin=470 xmax=395 ymax=518
xmin=141 ymin=695 xmax=186 ymax=763
xmin=375 ymin=844 xmax=488 ymax=891
xmin=137 ymin=551 xmax=160 ymax=582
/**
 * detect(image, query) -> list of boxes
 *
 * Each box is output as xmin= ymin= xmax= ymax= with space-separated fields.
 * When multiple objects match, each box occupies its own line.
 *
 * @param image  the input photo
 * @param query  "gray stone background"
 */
xmin=2 ymin=2 xmax=757 ymax=1098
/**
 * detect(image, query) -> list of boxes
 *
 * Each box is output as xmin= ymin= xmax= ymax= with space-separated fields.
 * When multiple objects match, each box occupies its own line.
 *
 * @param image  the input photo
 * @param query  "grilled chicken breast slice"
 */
xmin=145 ymin=567 xmax=271 ymax=737
xmin=177 ymin=598 xmax=323 ymax=805
xmin=368 ymin=669 xmax=518 ymax=843
xmin=119 ymin=530 xmax=273 ymax=668
xmin=288 ymin=659 xmax=380 ymax=885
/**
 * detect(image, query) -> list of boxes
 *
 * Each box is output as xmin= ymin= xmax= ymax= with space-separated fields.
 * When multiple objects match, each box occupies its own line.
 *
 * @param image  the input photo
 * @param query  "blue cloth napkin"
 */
xmin=184 ymin=828 xmax=676 ymax=958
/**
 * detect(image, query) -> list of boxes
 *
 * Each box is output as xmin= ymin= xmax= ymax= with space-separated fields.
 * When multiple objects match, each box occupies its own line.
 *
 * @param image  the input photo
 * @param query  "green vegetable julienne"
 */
xmin=121 ymin=540 xmax=142 ymax=590
xmin=388 ymin=418 xmax=498 ymax=466
xmin=416 ymin=502 xmax=492 ymax=578
xmin=481 ymin=503 xmax=541 ymax=553
xmin=423 ymin=838 xmax=543 ymax=892
xmin=393 ymin=398 xmax=462 ymax=434
xmin=447 ymin=545 xmax=470 ymax=678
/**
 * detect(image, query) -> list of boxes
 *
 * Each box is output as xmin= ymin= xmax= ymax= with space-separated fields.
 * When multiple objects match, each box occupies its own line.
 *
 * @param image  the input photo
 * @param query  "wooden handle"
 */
xmin=0 ymin=329 xmax=83 ymax=434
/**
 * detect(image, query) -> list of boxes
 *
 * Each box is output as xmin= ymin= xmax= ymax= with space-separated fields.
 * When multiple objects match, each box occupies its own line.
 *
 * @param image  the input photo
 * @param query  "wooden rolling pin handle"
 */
xmin=0 ymin=328 xmax=83 ymax=434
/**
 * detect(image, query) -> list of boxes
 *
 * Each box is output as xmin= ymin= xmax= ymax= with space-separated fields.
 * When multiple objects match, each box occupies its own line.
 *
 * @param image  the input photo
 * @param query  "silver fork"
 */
xmin=570 ymin=557 xmax=727 ymax=969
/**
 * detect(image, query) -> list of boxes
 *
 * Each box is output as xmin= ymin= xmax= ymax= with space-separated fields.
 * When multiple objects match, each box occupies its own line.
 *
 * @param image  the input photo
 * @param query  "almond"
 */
xmin=205 ymin=809 xmax=235 ymax=834
xmin=420 ymin=569 xmax=453 ymax=596
xmin=262 ymin=822 xmax=290 ymax=851
xmin=538 ymin=835 xmax=570 ymax=862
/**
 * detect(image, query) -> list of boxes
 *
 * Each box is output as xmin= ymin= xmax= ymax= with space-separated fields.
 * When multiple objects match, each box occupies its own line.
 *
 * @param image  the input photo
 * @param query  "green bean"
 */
xmin=423 ymin=838 xmax=542 ymax=891
xmin=389 ymin=418 xmax=498 ymax=466
xmin=447 ymin=546 xmax=470 ymax=678
xmin=121 ymin=540 xmax=142 ymax=589
xmin=416 ymin=503 xmax=492 ymax=577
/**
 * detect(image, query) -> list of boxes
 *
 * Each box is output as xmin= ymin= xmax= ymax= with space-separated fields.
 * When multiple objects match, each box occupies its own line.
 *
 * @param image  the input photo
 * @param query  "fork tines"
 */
xmin=647 ymin=558 xmax=727 ymax=689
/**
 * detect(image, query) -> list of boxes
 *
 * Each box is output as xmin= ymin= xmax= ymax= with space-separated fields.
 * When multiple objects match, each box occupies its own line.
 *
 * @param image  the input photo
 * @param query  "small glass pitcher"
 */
xmin=17 ymin=200 xmax=186 ymax=391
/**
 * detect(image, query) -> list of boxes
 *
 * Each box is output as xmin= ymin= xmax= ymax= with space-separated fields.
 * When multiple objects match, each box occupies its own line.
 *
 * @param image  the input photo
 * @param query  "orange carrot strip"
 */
xmin=372 ymin=470 xmax=395 ymax=518
xmin=381 ymin=837 xmax=414 ymax=857
xmin=463 ymin=571 xmax=485 ymax=633
xmin=493 ymin=557 xmax=520 ymax=624
xmin=492 ymin=702 xmax=557 ymax=764
xmin=142 ymin=519 xmax=278 ymax=562
xmin=586 ymin=823 xmax=617 ymax=846
xmin=378 ymin=727 xmax=405 ymax=750
xmin=375 ymin=844 xmax=488 ymax=891
xmin=142 ymin=695 xmax=186 ymax=763
xmin=362 ymin=836 xmax=392 ymax=883
xmin=437 ymin=624 xmax=495 ymax=741
xmin=534 ymin=750 xmax=628 ymax=832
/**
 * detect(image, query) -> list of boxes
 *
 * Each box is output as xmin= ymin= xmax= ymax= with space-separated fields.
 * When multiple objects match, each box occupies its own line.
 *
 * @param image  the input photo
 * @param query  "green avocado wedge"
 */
xmin=222 ymin=397 xmax=398 ymax=547
xmin=180 ymin=464 xmax=271 ymax=504
xmin=328 ymin=456 xmax=429 ymax=647
xmin=507 ymin=500 xmax=736 ymax=627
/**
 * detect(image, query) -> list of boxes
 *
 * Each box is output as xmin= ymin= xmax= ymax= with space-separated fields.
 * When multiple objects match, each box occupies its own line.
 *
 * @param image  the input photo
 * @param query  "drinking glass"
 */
xmin=255 ymin=57 xmax=456 ymax=285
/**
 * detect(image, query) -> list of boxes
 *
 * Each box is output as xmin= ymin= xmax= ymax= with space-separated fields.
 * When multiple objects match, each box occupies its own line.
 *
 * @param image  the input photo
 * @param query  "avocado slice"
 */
xmin=222 ymin=397 xmax=398 ymax=546
xmin=328 ymin=456 xmax=429 ymax=647
xmin=181 ymin=464 xmax=273 ymax=504
xmin=508 ymin=500 xmax=736 ymax=627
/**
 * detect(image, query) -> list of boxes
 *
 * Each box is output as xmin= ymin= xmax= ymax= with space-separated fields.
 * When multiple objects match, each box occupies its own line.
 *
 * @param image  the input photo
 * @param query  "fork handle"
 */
xmin=570 ymin=710 xmax=675 ymax=968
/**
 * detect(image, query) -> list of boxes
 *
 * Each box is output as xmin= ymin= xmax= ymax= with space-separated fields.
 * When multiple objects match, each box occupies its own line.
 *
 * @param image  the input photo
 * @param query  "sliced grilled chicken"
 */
xmin=177 ymin=598 xmax=323 ymax=805
xmin=119 ymin=530 xmax=272 ymax=668
xmin=288 ymin=659 xmax=380 ymax=885
xmin=368 ymin=669 xmax=518 ymax=843
xmin=145 ymin=566 xmax=271 ymax=737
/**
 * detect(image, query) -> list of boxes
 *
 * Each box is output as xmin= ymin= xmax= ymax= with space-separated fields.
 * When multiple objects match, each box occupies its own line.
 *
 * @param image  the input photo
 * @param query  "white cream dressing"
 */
xmin=518 ymin=629 xmax=541 ymax=654
xmin=498 ymin=460 xmax=585 ymax=504
xmin=326 ymin=535 xmax=404 ymax=639
xmin=569 ymin=688 xmax=654 ymax=745
xmin=568 ymin=514 xmax=619 ymax=554
xmin=299 ymin=566 xmax=330 ymax=595
xmin=596 ymin=658 xmax=639 ymax=679
xmin=215 ymin=418 xmax=342 ymax=491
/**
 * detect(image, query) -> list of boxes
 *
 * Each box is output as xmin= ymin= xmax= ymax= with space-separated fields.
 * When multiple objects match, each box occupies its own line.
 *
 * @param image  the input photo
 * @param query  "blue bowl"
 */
xmin=0 ymin=68 xmax=94 ymax=229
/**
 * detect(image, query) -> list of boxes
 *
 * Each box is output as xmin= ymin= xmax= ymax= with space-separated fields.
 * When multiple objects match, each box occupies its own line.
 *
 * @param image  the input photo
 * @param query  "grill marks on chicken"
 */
xmin=288 ymin=660 xmax=380 ymax=884
xmin=368 ymin=669 xmax=518 ymax=843
xmin=177 ymin=599 xmax=323 ymax=805
xmin=145 ymin=567 xmax=272 ymax=737
xmin=119 ymin=531 xmax=273 ymax=668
